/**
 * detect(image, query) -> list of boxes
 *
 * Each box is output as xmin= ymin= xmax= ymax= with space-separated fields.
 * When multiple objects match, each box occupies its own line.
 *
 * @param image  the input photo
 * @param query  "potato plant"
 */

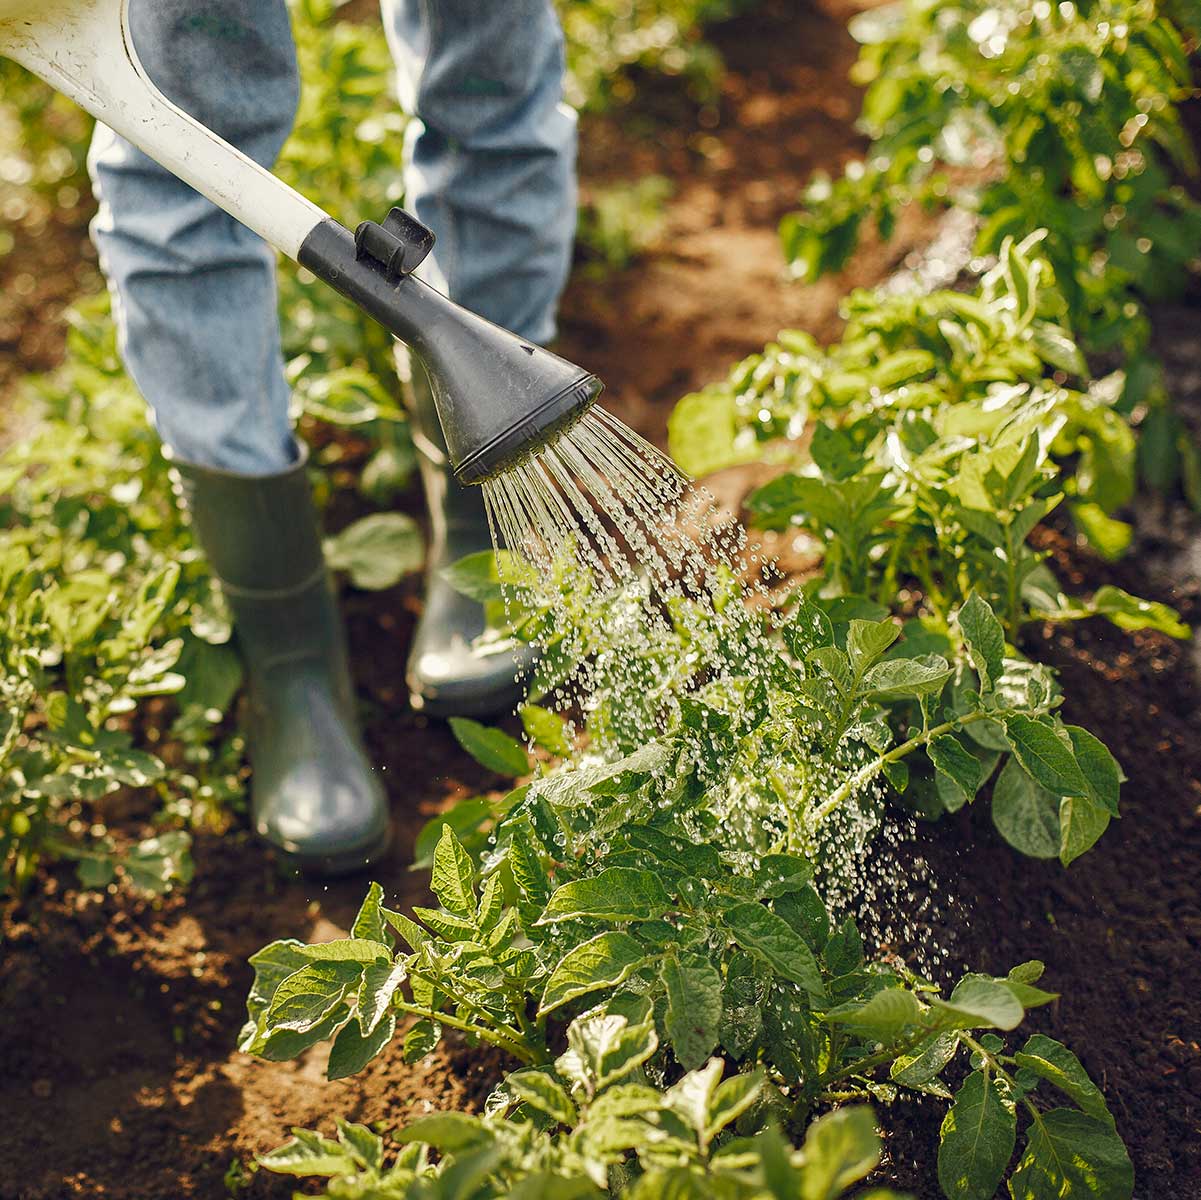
xmin=0 ymin=545 xmax=194 ymax=895
xmin=778 ymin=0 xmax=1201 ymax=497
xmin=781 ymin=0 xmax=1200 ymax=353
xmin=672 ymin=234 xmax=1186 ymax=620
xmin=244 ymin=788 xmax=1132 ymax=1198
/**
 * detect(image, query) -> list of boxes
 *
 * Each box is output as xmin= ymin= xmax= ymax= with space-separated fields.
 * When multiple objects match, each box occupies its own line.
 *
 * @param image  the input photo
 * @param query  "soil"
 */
xmin=2 ymin=1 xmax=1200 ymax=1198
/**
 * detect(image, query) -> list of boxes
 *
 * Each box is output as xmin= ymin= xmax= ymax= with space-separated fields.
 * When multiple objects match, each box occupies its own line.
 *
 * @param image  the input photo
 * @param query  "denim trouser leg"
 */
xmin=89 ymin=0 xmax=577 ymax=475
xmin=88 ymin=1 xmax=301 ymax=474
xmin=381 ymin=0 xmax=578 ymax=345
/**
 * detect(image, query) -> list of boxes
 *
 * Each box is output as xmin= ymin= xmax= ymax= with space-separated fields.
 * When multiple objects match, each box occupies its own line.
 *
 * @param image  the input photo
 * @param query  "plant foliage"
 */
xmin=778 ymin=0 xmax=1201 ymax=498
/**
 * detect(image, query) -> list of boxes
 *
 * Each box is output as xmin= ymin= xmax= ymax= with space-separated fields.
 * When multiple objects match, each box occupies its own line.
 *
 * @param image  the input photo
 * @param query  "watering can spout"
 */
xmin=0 ymin=0 xmax=601 ymax=483
xmin=298 ymin=213 xmax=602 ymax=483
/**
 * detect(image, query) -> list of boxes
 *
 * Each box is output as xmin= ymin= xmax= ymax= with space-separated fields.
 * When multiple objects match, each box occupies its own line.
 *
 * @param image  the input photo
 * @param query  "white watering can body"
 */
xmin=0 ymin=0 xmax=324 ymax=258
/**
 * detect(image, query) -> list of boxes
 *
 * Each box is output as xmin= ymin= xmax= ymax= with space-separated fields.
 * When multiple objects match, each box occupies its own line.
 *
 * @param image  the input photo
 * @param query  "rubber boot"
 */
xmin=405 ymin=360 xmax=532 ymax=717
xmin=172 ymin=449 xmax=390 ymax=875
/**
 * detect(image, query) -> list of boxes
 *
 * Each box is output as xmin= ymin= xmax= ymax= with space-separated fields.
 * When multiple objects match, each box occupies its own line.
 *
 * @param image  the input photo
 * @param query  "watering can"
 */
xmin=0 ymin=0 xmax=603 ymax=483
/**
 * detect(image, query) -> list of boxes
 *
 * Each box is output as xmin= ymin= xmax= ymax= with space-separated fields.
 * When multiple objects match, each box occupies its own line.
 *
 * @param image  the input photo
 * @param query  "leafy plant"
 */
xmin=777 ymin=0 xmax=1201 ymax=498
xmin=671 ymin=235 xmax=1186 ymax=648
xmin=261 ymin=1037 xmax=901 ymax=1198
xmin=0 ymin=543 xmax=194 ymax=895
xmin=781 ymin=0 xmax=1200 ymax=354
xmin=557 ymin=0 xmax=754 ymax=111
xmin=243 ymin=806 xmax=1131 ymax=1197
xmin=578 ymin=175 xmax=674 ymax=271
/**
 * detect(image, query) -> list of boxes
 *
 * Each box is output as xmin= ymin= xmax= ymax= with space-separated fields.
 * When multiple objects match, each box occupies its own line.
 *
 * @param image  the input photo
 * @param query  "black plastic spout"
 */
xmin=297 ymin=214 xmax=602 ymax=484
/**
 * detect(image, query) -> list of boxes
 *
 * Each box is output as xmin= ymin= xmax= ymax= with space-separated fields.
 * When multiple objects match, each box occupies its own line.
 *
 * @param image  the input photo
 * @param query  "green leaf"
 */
xmin=519 ymin=703 xmax=573 ymax=756
xmin=121 ymin=831 xmax=193 ymax=894
xmin=661 ymin=954 xmax=723 ymax=1070
xmin=1060 ymin=725 xmax=1120 ymax=813
xmin=323 ymin=512 xmax=423 ymax=590
xmin=706 ymin=1069 xmax=764 ymax=1142
xmin=1008 ymin=1109 xmax=1133 ymax=1199
xmin=253 ymin=1004 xmax=350 ymax=1062
xmin=931 ymin=976 xmax=1024 ymax=1031
xmin=539 ymin=867 xmax=672 ymax=925
xmin=259 ymin=1128 xmax=357 ymax=1178
xmin=175 ymin=637 xmax=243 ymax=714
xmin=442 ymin=549 xmax=538 ymax=604
xmin=938 ymin=1070 xmax=1016 ymax=1200
xmin=891 ymin=1031 xmax=959 ymax=1091
xmin=1059 ymin=792 xmax=1110 ymax=866
xmin=1091 ymin=585 xmax=1189 ymax=638
xmin=395 ymin=1112 xmax=490 ymax=1151
xmin=327 ymin=1012 xmax=395 ymax=1080
xmin=539 ymin=932 xmax=648 ymax=1015
xmin=724 ymin=902 xmax=827 ymax=1004
xmin=383 ymin=906 xmax=430 ymax=953
xmin=356 ymin=957 xmax=406 ymax=1037
xmin=862 ymin=654 xmax=952 ymax=701
xmin=586 ymin=742 xmax=675 ymax=797
xmin=557 ymin=1010 xmax=659 ymax=1092
xmin=335 ymin=1120 xmax=384 ymax=1171
xmin=668 ymin=383 xmax=750 ymax=477
xmin=412 ymin=796 xmax=497 ymax=870
xmin=296 ymin=938 xmax=392 ymax=963
xmin=588 ymin=1082 xmax=665 ymax=1123
xmin=506 ymin=1068 xmax=577 ymax=1125
xmin=783 ymin=598 xmax=835 ymax=659
xmin=755 ymin=853 xmax=812 ymax=899
xmin=431 ymin=825 xmax=476 ymax=918
xmin=402 ymin=1018 xmax=441 ymax=1063
xmin=449 ymin=717 xmax=531 ymax=777
xmin=243 ymin=939 xmax=309 ymax=1028
xmin=1003 ymin=960 xmax=1057 ymax=1009
xmin=664 ymin=1057 xmax=724 ymax=1137
xmin=927 ymin=735 xmax=983 ymax=807
xmin=799 ymin=1106 xmax=882 ymax=1200
xmin=846 ymin=618 xmax=900 ymax=673
xmin=992 ymin=758 xmax=1061 ymax=859
xmin=958 ymin=594 xmax=1005 ymax=689
xmin=77 ymin=856 xmax=117 ymax=890
xmin=1014 ymin=1034 xmax=1114 ymax=1126
xmin=1030 ymin=322 xmax=1087 ymax=377
xmin=351 ymin=881 xmax=388 ymax=944
xmin=828 ymin=986 xmax=921 ymax=1037
xmin=1070 ymin=502 xmax=1132 ymax=562
xmin=1004 ymin=716 xmax=1089 ymax=797
xmin=267 ymin=961 xmax=363 ymax=1033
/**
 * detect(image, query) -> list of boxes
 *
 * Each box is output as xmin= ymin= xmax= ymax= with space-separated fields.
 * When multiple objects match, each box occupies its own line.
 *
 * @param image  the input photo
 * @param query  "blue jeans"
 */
xmin=88 ymin=0 xmax=578 ymax=474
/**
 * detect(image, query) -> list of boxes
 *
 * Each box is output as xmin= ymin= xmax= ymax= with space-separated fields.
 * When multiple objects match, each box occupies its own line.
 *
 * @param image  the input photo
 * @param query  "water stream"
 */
xmin=480 ymin=405 xmax=947 ymax=970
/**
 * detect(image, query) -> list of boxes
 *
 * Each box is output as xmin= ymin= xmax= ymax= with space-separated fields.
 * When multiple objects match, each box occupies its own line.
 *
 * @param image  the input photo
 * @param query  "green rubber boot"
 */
xmin=172 ymin=449 xmax=390 ymax=875
xmin=405 ymin=360 xmax=532 ymax=717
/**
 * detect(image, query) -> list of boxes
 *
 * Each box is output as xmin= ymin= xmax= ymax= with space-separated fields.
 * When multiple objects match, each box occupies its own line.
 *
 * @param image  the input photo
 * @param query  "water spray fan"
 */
xmin=0 ymin=0 xmax=603 ymax=484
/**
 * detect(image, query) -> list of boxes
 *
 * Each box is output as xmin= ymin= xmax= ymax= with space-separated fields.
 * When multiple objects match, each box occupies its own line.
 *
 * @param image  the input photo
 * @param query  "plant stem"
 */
xmin=809 ymin=711 xmax=989 ymax=827
xmin=390 ymin=997 xmax=538 ymax=1065
xmin=407 ymin=969 xmax=530 ymax=1057
xmin=822 ymin=1029 xmax=931 ymax=1086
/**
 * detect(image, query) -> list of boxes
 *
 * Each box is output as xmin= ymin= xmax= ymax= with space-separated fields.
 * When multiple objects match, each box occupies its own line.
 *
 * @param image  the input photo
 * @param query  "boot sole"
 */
xmin=282 ymin=824 xmax=393 ymax=878
xmin=408 ymin=684 xmax=528 ymax=721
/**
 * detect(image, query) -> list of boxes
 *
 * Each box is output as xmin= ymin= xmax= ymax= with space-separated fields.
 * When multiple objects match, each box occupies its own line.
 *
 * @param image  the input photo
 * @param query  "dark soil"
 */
xmin=2 ymin=1 xmax=1200 ymax=1198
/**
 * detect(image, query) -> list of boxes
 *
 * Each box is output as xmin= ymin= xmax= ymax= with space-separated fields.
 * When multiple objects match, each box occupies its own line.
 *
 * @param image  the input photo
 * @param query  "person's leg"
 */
xmin=382 ymin=0 xmax=578 ymax=714
xmin=88 ymin=0 xmax=388 ymax=872
xmin=88 ymin=0 xmax=298 ymax=474
xmin=382 ymin=0 xmax=578 ymax=342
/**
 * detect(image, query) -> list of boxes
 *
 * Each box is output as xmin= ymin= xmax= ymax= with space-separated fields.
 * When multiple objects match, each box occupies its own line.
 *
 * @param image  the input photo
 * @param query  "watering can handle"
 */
xmin=0 ymin=0 xmax=329 ymax=260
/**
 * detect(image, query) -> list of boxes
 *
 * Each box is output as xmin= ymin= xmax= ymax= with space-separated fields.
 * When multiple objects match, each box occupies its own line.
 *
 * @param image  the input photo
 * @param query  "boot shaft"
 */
xmin=170 ymin=448 xmax=353 ymax=708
